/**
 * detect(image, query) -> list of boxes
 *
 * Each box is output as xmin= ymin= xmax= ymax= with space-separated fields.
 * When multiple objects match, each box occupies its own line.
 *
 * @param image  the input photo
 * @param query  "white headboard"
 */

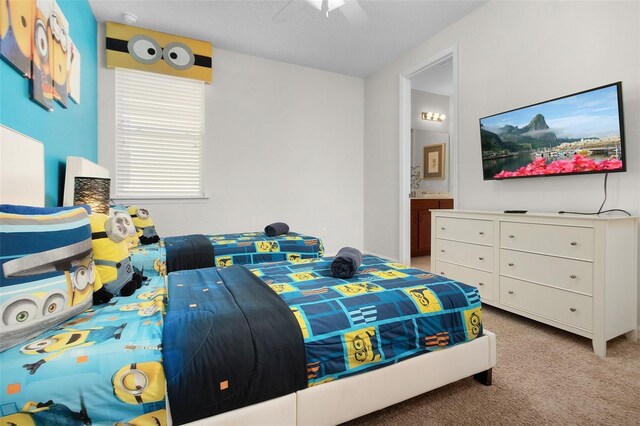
xmin=62 ymin=156 xmax=110 ymax=206
xmin=0 ymin=125 xmax=45 ymax=206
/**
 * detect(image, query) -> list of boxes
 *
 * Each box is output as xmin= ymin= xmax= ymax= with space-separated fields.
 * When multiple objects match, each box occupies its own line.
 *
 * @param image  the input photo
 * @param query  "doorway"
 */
xmin=398 ymin=47 xmax=458 ymax=268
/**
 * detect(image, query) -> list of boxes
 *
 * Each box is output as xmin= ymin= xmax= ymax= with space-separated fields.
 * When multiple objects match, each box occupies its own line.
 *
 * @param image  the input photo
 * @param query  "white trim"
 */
xmin=363 ymin=251 xmax=398 ymax=263
xmin=398 ymin=46 xmax=459 ymax=266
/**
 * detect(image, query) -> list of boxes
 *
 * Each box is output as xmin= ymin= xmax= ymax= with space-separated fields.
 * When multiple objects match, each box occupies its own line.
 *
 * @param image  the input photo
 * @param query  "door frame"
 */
xmin=398 ymin=46 xmax=459 ymax=265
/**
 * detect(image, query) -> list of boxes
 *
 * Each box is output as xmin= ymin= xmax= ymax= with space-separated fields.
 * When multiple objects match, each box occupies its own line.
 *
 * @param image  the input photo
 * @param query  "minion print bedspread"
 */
xmin=250 ymin=255 xmax=483 ymax=386
xmin=129 ymin=232 xmax=324 ymax=276
xmin=0 ymin=277 xmax=167 ymax=425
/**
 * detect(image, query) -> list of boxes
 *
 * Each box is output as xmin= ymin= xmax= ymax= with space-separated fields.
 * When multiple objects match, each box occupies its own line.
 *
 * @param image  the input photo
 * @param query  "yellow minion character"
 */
xmin=31 ymin=1 xmax=54 ymax=111
xmin=66 ymin=254 xmax=100 ymax=307
xmin=105 ymin=21 xmax=212 ymax=83
xmin=127 ymin=206 xmax=160 ymax=245
xmin=137 ymin=288 xmax=165 ymax=301
xmin=49 ymin=4 xmax=69 ymax=106
xmin=153 ymin=257 xmax=167 ymax=276
xmin=119 ymin=300 xmax=161 ymax=317
xmin=0 ymin=0 xmax=35 ymax=77
xmin=20 ymin=323 xmax=127 ymax=374
xmin=115 ymin=409 xmax=167 ymax=426
xmin=112 ymin=361 xmax=166 ymax=404
xmin=0 ymin=400 xmax=90 ymax=425
xmin=90 ymin=213 xmax=139 ymax=304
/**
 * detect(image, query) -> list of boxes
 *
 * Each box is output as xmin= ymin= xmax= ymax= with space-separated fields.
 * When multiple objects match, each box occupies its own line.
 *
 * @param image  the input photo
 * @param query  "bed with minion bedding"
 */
xmin=128 ymin=231 xmax=325 ymax=277
xmin=0 ymin=149 xmax=495 ymax=426
xmin=1 ymin=234 xmax=494 ymax=426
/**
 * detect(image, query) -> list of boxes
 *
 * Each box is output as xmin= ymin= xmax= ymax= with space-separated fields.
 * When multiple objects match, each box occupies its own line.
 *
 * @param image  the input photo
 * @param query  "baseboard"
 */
xmin=363 ymin=251 xmax=397 ymax=263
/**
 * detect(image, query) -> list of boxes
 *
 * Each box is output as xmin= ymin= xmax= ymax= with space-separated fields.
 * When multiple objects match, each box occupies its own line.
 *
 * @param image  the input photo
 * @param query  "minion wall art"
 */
xmin=0 ymin=0 xmax=81 ymax=111
xmin=0 ymin=0 xmax=34 ymax=76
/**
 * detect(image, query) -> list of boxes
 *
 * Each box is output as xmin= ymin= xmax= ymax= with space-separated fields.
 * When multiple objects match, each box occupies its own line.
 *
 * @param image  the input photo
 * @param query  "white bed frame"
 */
xmin=3 ymin=148 xmax=497 ymax=425
xmin=179 ymin=330 xmax=496 ymax=425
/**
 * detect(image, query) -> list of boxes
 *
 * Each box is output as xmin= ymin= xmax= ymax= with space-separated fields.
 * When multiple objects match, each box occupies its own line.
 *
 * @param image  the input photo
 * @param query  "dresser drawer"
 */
xmin=500 ymin=249 xmax=593 ymax=295
xmin=435 ymin=217 xmax=493 ymax=246
xmin=435 ymin=260 xmax=493 ymax=301
xmin=435 ymin=239 xmax=493 ymax=272
xmin=500 ymin=276 xmax=593 ymax=331
xmin=500 ymin=222 xmax=594 ymax=261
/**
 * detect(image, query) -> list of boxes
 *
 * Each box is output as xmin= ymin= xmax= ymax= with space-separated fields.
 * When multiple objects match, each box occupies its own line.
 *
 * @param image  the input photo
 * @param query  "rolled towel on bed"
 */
xmin=265 ymin=222 xmax=290 ymax=237
xmin=331 ymin=247 xmax=363 ymax=279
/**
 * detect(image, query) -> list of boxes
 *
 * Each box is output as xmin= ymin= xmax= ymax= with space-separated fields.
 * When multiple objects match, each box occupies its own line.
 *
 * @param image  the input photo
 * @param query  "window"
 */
xmin=115 ymin=68 xmax=205 ymax=199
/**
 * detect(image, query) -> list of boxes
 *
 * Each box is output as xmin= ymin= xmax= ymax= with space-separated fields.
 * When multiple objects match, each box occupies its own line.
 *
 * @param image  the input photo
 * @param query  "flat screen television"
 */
xmin=480 ymin=82 xmax=625 ymax=180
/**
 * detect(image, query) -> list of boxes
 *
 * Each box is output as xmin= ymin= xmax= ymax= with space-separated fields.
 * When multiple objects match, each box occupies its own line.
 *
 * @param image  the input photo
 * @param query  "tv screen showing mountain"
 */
xmin=479 ymin=82 xmax=626 ymax=180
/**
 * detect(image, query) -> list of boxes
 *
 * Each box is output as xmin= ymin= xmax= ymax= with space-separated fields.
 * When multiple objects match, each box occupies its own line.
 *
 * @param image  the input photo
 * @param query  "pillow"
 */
xmin=127 ymin=205 xmax=160 ymax=245
xmin=0 ymin=205 xmax=96 ymax=352
xmin=89 ymin=213 xmax=140 ymax=303
xmin=111 ymin=209 xmax=140 ymax=249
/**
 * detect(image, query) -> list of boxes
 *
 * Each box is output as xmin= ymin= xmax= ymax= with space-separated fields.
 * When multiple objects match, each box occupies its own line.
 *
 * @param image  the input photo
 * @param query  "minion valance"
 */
xmin=105 ymin=22 xmax=213 ymax=84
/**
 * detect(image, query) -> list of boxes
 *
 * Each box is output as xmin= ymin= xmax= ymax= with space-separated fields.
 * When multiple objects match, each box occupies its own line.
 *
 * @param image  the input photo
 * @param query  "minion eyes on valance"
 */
xmin=105 ymin=22 xmax=212 ymax=84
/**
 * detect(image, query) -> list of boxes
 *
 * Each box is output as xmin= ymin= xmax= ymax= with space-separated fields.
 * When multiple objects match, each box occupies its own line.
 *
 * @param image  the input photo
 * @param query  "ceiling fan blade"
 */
xmin=305 ymin=0 xmax=323 ymax=11
xmin=340 ymin=0 xmax=368 ymax=27
xmin=272 ymin=0 xmax=296 ymax=22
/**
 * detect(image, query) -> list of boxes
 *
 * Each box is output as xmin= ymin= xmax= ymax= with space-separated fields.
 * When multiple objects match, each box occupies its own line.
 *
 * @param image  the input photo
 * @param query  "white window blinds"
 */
xmin=115 ymin=68 xmax=204 ymax=199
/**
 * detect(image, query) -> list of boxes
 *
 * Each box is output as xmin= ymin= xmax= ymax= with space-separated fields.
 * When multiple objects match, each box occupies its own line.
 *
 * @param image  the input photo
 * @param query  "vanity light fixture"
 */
xmin=422 ymin=112 xmax=446 ymax=122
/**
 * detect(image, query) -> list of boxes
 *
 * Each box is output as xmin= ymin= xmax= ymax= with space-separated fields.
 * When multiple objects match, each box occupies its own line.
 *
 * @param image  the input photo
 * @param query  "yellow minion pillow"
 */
xmin=127 ymin=205 xmax=160 ymax=245
xmin=89 ymin=214 xmax=140 ymax=304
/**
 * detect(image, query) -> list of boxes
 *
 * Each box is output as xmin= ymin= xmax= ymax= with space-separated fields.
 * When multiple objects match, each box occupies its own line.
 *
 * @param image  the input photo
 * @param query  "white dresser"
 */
xmin=431 ymin=210 xmax=638 ymax=356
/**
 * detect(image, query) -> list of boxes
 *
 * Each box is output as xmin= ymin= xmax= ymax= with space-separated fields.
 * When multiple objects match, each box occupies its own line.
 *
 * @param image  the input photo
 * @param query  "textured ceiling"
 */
xmin=89 ymin=0 xmax=486 ymax=77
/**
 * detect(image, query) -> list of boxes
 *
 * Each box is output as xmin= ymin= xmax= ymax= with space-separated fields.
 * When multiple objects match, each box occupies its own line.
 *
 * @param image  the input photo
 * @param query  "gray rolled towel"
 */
xmin=265 ymin=222 xmax=290 ymax=237
xmin=331 ymin=247 xmax=363 ymax=279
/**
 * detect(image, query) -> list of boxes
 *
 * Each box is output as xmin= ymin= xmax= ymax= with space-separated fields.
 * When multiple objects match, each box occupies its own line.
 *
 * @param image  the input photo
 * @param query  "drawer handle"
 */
xmin=440 ymin=272 xmax=445 ymax=275
xmin=440 ymin=249 xmax=445 ymax=253
xmin=441 ymin=227 xmax=446 ymax=230
xmin=570 ymin=241 xmax=577 ymax=246
xmin=508 ymin=290 xmax=514 ymax=295
xmin=478 ymin=257 xmax=484 ymax=261
xmin=479 ymin=231 xmax=484 ymax=235
xmin=478 ymin=282 xmax=484 ymax=286
xmin=508 ymin=262 xmax=514 ymax=267
xmin=569 ymin=307 xmax=577 ymax=312
xmin=570 ymin=274 xmax=577 ymax=279
xmin=509 ymin=234 xmax=515 ymax=239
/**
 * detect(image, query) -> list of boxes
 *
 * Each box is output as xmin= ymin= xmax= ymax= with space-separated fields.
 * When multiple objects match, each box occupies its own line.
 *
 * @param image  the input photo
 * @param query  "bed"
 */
xmin=0 ymin=276 xmax=167 ymax=424
xmin=0 ymin=146 xmax=496 ymax=425
xmin=129 ymin=232 xmax=325 ymax=277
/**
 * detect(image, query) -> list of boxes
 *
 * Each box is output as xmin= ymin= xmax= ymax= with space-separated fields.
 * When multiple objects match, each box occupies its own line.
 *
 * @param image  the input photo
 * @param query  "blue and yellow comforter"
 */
xmin=0 ymin=277 xmax=167 ymax=425
xmin=130 ymin=232 xmax=324 ymax=276
xmin=249 ymin=256 xmax=483 ymax=385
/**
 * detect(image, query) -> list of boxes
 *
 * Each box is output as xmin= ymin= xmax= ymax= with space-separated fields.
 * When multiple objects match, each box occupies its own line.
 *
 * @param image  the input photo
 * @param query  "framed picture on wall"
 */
xmin=423 ymin=143 xmax=445 ymax=179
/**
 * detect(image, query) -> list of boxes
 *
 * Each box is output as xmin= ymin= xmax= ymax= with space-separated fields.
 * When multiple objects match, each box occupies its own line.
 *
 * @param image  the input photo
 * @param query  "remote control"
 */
xmin=504 ymin=210 xmax=527 ymax=214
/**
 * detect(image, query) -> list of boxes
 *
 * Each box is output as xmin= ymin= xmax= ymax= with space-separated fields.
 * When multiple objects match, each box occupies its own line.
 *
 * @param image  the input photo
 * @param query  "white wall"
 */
xmin=411 ymin=90 xmax=450 ymax=194
xmin=412 ymin=130 xmax=449 ymax=195
xmin=364 ymin=0 xmax=640 ymax=261
xmin=98 ymin=25 xmax=364 ymax=254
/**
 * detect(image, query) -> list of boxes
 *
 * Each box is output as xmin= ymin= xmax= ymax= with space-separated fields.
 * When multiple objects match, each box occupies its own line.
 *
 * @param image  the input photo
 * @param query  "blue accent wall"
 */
xmin=0 ymin=0 xmax=97 ymax=206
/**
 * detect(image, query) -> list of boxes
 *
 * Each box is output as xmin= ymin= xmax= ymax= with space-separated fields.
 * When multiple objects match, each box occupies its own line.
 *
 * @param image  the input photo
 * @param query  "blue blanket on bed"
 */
xmin=164 ymin=234 xmax=214 ymax=273
xmin=164 ymin=266 xmax=307 ymax=425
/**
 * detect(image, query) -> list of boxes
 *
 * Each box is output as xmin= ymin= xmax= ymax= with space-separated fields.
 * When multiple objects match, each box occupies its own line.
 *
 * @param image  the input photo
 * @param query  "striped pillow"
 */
xmin=0 ymin=205 xmax=96 ymax=352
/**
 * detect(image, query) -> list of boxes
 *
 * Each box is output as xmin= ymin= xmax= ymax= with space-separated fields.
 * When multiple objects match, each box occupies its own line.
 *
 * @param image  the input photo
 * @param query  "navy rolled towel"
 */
xmin=331 ymin=247 xmax=363 ymax=279
xmin=265 ymin=222 xmax=290 ymax=237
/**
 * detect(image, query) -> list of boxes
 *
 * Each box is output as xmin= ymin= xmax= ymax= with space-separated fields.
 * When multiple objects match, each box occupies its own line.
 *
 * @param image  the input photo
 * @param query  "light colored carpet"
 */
xmin=344 ymin=306 xmax=640 ymax=425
